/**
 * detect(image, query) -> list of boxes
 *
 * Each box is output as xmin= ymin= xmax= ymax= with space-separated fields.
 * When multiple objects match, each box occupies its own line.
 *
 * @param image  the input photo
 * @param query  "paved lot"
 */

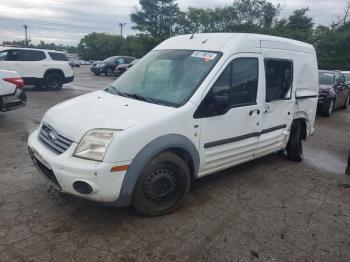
xmin=0 ymin=66 xmax=350 ymax=262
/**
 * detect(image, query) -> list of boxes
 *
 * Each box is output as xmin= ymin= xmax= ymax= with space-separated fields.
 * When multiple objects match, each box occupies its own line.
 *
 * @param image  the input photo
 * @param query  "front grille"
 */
xmin=39 ymin=123 xmax=73 ymax=154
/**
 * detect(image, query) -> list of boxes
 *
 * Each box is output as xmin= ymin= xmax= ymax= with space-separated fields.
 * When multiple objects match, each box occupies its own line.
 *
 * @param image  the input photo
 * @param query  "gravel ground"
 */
xmin=0 ymin=66 xmax=349 ymax=262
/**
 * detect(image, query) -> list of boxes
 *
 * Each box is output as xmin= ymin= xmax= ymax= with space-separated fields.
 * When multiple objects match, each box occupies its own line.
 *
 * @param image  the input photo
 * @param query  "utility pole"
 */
xmin=23 ymin=24 xmax=29 ymax=46
xmin=119 ymin=22 xmax=126 ymax=37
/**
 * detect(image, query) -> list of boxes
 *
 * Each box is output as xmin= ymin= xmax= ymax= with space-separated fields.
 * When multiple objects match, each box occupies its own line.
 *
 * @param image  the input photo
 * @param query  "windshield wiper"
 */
xmin=125 ymin=93 xmax=153 ymax=103
xmin=106 ymin=86 xmax=155 ymax=104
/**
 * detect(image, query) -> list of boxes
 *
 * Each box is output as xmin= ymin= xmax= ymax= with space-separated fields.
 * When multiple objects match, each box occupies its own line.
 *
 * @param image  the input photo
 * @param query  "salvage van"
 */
xmin=28 ymin=33 xmax=318 ymax=216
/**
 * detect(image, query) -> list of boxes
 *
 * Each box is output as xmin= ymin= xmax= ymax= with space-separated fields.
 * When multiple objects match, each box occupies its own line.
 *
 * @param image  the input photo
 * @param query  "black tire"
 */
xmin=105 ymin=67 xmax=115 ymax=77
xmin=94 ymin=72 xmax=101 ymax=76
xmin=286 ymin=121 xmax=304 ymax=162
xmin=342 ymin=95 xmax=349 ymax=109
xmin=132 ymin=152 xmax=191 ymax=216
xmin=322 ymin=99 xmax=334 ymax=117
xmin=45 ymin=73 xmax=63 ymax=90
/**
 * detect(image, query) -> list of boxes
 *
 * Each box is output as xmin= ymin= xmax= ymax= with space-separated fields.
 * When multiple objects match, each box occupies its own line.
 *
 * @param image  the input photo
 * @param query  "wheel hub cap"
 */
xmin=144 ymin=169 xmax=177 ymax=202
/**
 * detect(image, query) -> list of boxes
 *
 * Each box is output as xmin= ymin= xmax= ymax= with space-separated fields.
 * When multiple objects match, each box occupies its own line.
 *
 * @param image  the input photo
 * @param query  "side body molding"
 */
xmin=113 ymin=134 xmax=200 ymax=207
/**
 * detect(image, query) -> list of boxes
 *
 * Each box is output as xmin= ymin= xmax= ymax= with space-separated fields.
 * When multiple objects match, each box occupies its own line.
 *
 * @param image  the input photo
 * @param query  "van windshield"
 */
xmin=107 ymin=50 xmax=221 ymax=107
xmin=318 ymin=72 xmax=335 ymax=85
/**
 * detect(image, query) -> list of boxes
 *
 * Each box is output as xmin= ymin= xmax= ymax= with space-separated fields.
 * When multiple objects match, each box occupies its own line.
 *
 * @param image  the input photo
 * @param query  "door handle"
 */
xmin=249 ymin=109 xmax=260 ymax=116
xmin=264 ymin=106 xmax=271 ymax=113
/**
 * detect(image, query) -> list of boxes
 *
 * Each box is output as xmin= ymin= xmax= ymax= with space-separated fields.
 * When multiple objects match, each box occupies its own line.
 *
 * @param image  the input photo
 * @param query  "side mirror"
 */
xmin=208 ymin=94 xmax=229 ymax=115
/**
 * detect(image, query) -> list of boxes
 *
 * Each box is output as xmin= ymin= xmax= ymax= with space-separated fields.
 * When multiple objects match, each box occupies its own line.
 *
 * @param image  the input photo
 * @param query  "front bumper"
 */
xmin=91 ymin=67 xmax=105 ymax=74
xmin=28 ymin=129 xmax=130 ymax=203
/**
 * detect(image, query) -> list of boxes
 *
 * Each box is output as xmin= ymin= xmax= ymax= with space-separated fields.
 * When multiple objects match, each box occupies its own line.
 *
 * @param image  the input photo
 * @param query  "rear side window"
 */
xmin=48 ymin=52 xmax=68 ymax=61
xmin=265 ymin=59 xmax=293 ymax=102
xmin=211 ymin=57 xmax=259 ymax=107
xmin=18 ymin=50 xmax=46 ymax=61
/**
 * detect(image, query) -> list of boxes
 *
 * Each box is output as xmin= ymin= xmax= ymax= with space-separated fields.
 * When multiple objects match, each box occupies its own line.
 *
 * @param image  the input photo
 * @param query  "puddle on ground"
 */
xmin=304 ymin=146 xmax=347 ymax=175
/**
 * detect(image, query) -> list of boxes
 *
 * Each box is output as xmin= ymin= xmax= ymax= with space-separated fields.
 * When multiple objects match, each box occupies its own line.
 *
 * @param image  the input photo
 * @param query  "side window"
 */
xmin=0 ymin=51 xmax=8 ymax=61
xmin=18 ymin=50 xmax=46 ymax=61
xmin=335 ymin=72 xmax=342 ymax=84
xmin=265 ymin=59 xmax=293 ymax=102
xmin=339 ymin=73 xmax=346 ymax=84
xmin=195 ymin=57 xmax=258 ymax=118
xmin=4 ymin=50 xmax=20 ymax=61
xmin=48 ymin=52 xmax=68 ymax=61
xmin=117 ymin=57 xmax=124 ymax=64
xmin=211 ymin=58 xmax=258 ymax=107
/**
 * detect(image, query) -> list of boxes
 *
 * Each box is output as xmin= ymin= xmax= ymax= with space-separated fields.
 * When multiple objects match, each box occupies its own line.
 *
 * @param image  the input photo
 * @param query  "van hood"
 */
xmin=43 ymin=90 xmax=174 ymax=142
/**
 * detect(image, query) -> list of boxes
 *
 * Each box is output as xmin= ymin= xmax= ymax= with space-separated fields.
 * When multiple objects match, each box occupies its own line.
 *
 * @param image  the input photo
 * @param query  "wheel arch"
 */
xmin=113 ymin=134 xmax=200 ymax=207
xmin=44 ymin=68 xmax=65 ymax=79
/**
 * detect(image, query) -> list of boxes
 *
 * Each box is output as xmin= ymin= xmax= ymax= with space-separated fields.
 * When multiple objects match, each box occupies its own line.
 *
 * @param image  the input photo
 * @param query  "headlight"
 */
xmin=97 ymin=63 xmax=105 ymax=67
xmin=74 ymin=129 xmax=121 ymax=161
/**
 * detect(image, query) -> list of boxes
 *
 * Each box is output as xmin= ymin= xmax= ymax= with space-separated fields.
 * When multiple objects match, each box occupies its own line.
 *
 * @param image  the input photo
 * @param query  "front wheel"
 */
xmin=322 ymin=99 xmax=334 ymax=117
xmin=105 ymin=67 xmax=115 ymax=77
xmin=342 ymin=95 xmax=349 ymax=109
xmin=132 ymin=152 xmax=191 ymax=216
xmin=286 ymin=121 xmax=304 ymax=162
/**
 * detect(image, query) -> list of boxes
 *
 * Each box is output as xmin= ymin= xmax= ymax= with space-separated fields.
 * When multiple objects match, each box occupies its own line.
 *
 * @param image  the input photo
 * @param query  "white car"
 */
xmin=28 ymin=33 xmax=318 ymax=216
xmin=0 ymin=48 xmax=74 ymax=89
xmin=0 ymin=70 xmax=26 ymax=111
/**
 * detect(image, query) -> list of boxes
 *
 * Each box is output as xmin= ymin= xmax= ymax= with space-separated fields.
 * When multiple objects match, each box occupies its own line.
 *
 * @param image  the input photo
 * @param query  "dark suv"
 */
xmin=318 ymin=70 xmax=350 ymax=116
xmin=91 ymin=56 xmax=135 ymax=76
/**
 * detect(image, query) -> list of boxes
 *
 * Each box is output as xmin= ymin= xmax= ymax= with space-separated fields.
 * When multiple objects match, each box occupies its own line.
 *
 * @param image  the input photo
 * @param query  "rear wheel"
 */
xmin=45 ymin=73 xmax=63 ymax=90
xmin=342 ymin=95 xmax=349 ymax=109
xmin=132 ymin=152 xmax=191 ymax=216
xmin=322 ymin=99 xmax=334 ymax=117
xmin=286 ymin=121 xmax=304 ymax=162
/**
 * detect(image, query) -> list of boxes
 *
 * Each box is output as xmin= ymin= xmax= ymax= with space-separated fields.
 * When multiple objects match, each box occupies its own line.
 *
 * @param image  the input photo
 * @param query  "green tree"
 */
xmin=131 ymin=0 xmax=181 ymax=39
xmin=77 ymin=33 xmax=123 ymax=60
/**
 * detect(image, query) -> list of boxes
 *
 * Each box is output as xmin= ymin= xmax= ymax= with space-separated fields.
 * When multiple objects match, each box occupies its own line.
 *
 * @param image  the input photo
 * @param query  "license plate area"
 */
xmin=28 ymin=147 xmax=61 ymax=190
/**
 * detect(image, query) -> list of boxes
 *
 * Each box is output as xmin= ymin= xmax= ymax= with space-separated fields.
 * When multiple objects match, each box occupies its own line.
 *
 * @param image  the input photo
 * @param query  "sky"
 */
xmin=0 ymin=0 xmax=348 ymax=46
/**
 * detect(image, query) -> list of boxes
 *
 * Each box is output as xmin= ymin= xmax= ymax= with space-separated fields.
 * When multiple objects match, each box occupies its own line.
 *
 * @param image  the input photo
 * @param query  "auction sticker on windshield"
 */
xmin=191 ymin=51 xmax=217 ymax=61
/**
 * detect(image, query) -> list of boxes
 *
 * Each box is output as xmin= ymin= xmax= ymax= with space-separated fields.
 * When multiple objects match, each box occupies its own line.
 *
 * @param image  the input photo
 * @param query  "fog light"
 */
xmin=73 ymin=181 xmax=93 ymax=195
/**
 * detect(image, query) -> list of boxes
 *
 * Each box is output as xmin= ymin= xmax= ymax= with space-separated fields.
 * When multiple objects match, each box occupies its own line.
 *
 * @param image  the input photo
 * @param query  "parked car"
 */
xmin=0 ymin=48 xmax=74 ymax=89
xmin=318 ymin=70 xmax=350 ymax=116
xmin=342 ymin=71 xmax=350 ymax=84
xmin=115 ymin=59 xmax=139 ymax=77
xmin=90 ymin=56 xmax=136 ymax=76
xmin=0 ymin=70 xmax=26 ymax=112
xmin=69 ymin=60 xmax=80 ymax=68
xmin=28 ymin=33 xmax=318 ymax=216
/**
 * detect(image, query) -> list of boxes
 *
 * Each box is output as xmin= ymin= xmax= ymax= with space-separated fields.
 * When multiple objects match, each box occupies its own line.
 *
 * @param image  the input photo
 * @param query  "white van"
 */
xmin=28 ymin=33 xmax=318 ymax=216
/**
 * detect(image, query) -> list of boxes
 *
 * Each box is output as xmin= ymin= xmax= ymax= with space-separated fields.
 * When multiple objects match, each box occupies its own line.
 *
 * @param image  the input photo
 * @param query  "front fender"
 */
xmin=112 ymin=134 xmax=200 ymax=207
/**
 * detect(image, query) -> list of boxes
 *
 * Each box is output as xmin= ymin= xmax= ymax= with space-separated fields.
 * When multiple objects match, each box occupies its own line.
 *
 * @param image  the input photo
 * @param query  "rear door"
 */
xmin=255 ymin=54 xmax=294 ymax=157
xmin=17 ymin=50 xmax=47 ymax=78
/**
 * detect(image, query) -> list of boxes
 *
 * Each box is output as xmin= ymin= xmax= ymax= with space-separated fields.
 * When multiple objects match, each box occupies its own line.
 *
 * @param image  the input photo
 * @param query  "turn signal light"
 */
xmin=110 ymin=165 xmax=129 ymax=172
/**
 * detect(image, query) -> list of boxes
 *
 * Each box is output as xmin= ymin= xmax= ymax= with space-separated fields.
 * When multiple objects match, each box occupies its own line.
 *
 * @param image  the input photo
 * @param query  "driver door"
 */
xmin=196 ymin=54 xmax=264 ymax=176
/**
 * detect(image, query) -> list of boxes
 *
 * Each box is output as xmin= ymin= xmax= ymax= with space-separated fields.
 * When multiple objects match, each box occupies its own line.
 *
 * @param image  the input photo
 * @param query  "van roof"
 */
xmin=155 ymin=33 xmax=315 ymax=54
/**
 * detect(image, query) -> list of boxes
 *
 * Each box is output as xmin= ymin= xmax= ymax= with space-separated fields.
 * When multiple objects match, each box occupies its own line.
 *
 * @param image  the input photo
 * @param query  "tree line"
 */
xmin=3 ymin=0 xmax=350 ymax=70
xmin=78 ymin=0 xmax=350 ymax=70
